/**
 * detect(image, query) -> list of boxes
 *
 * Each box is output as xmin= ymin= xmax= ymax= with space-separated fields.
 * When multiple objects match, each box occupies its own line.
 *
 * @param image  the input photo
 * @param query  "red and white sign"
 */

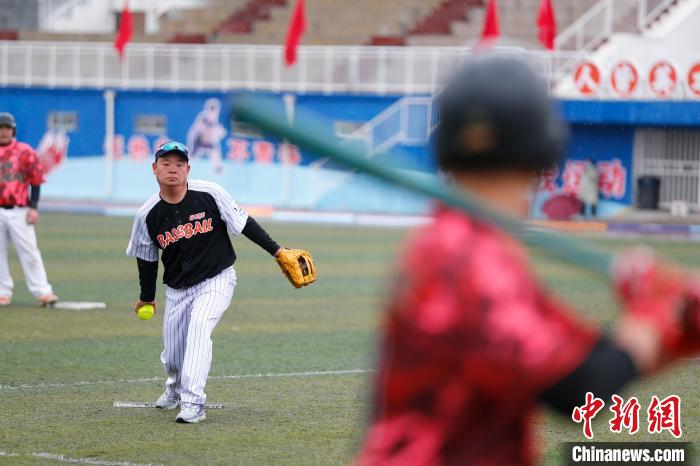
xmin=252 ymin=140 xmax=275 ymax=164
xmin=688 ymin=63 xmax=700 ymax=97
xmin=610 ymin=61 xmax=639 ymax=97
xmin=127 ymin=135 xmax=150 ymax=162
xmin=574 ymin=61 xmax=601 ymax=95
xmin=152 ymin=135 xmax=171 ymax=154
xmin=226 ymin=137 xmax=303 ymax=165
xmin=279 ymin=142 xmax=302 ymax=164
xmin=648 ymin=61 xmax=677 ymax=97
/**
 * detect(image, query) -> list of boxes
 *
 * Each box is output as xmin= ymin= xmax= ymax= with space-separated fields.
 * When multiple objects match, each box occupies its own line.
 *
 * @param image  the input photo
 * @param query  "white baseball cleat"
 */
xmin=38 ymin=293 xmax=58 ymax=307
xmin=155 ymin=392 xmax=179 ymax=410
xmin=176 ymin=403 xmax=206 ymax=424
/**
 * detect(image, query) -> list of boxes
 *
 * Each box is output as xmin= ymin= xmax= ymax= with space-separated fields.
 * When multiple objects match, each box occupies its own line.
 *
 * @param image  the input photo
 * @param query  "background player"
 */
xmin=127 ymin=141 xmax=298 ymax=424
xmin=0 ymin=112 xmax=57 ymax=307
xmin=357 ymin=55 xmax=700 ymax=465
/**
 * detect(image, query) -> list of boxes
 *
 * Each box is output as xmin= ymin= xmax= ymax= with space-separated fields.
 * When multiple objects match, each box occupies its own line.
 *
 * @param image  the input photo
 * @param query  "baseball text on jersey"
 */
xmin=157 ymin=217 xmax=213 ymax=249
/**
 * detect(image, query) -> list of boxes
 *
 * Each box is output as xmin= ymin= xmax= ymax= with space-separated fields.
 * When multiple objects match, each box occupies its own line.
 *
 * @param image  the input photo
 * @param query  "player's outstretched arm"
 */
xmin=241 ymin=216 xmax=281 ymax=256
xmin=540 ymin=336 xmax=639 ymax=415
xmin=541 ymin=249 xmax=700 ymax=415
xmin=612 ymin=248 xmax=700 ymax=369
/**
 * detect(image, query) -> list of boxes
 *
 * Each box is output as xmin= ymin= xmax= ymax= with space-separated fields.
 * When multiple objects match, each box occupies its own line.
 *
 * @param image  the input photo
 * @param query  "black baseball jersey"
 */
xmin=126 ymin=179 xmax=249 ymax=289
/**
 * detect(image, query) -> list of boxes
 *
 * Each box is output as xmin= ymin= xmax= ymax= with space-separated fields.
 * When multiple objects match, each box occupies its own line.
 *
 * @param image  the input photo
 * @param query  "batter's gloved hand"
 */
xmin=613 ymin=248 xmax=700 ymax=369
xmin=275 ymin=248 xmax=317 ymax=288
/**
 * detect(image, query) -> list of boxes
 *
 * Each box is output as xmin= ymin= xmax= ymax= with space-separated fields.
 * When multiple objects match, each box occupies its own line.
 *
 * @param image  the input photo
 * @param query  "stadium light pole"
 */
xmin=104 ymin=89 xmax=116 ymax=197
xmin=281 ymin=93 xmax=296 ymax=206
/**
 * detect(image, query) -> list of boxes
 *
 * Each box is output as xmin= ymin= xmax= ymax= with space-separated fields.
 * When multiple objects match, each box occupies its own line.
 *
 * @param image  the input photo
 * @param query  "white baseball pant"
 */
xmin=161 ymin=266 xmax=236 ymax=406
xmin=0 ymin=207 xmax=53 ymax=298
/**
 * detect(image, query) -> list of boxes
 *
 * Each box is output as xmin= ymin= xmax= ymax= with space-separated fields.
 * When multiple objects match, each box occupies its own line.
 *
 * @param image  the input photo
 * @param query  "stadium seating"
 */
xmin=0 ymin=30 xmax=18 ymax=40
xmin=213 ymin=0 xmax=444 ymax=46
xmin=407 ymin=0 xmax=600 ymax=47
xmin=204 ymin=0 xmax=603 ymax=48
xmin=0 ymin=0 xmax=39 ymax=30
xmin=216 ymin=0 xmax=287 ymax=35
xmin=159 ymin=0 xmax=251 ymax=36
xmin=410 ymin=0 xmax=480 ymax=35
xmin=16 ymin=31 xmax=171 ymax=43
xmin=1 ymin=0 xmax=678 ymax=49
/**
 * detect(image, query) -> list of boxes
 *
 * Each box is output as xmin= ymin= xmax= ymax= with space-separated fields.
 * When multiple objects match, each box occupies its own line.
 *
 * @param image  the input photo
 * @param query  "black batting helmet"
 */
xmin=0 ymin=112 xmax=16 ymax=135
xmin=433 ymin=53 xmax=568 ymax=172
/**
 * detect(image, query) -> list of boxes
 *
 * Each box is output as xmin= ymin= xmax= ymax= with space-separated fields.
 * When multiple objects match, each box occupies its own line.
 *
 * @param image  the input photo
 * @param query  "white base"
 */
xmin=113 ymin=401 xmax=224 ymax=409
xmin=51 ymin=301 xmax=107 ymax=310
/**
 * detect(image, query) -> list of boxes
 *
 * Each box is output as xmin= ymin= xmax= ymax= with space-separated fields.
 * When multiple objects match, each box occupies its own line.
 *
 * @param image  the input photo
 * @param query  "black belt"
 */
xmin=0 ymin=205 xmax=16 ymax=209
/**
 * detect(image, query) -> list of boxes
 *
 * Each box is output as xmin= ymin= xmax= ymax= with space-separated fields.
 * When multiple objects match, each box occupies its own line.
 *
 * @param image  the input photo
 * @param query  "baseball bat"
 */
xmin=232 ymin=93 xmax=612 ymax=277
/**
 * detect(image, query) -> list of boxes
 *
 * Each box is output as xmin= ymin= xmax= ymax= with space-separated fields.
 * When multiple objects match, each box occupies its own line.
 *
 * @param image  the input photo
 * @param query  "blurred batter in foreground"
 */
xmin=357 ymin=55 xmax=700 ymax=465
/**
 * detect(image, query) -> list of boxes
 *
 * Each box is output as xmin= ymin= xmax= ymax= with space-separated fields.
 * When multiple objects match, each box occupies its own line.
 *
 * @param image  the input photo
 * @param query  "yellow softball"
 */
xmin=137 ymin=304 xmax=155 ymax=320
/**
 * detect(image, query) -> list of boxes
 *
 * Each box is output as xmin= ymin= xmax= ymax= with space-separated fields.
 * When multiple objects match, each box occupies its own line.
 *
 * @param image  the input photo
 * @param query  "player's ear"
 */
xmin=186 ymin=164 xmax=191 ymax=174
xmin=152 ymin=162 xmax=157 ymax=173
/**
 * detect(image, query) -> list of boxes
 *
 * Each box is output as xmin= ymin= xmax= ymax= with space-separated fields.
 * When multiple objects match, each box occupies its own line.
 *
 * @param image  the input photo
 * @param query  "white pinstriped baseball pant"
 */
xmin=161 ymin=266 xmax=236 ymax=406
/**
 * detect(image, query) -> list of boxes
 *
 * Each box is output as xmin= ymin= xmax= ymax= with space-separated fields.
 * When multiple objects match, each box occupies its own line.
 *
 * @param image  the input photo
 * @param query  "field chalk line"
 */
xmin=0 ymin=451 xmax=159 ymax=466
xmin=0 ymin=368 xmax=372 ymax=391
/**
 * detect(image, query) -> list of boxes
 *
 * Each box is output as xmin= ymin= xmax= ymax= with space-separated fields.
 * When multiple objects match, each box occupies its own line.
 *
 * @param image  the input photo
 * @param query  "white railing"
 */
xmin=556 ymin=0 xmax=613 ymax=52
xmin=0 ymin=40 xmax=697 ymax=101
xmin=556 ymin=0 xmax=683 ymax=52
xmin=348 ymin=96 xmax=434 ymax=154
xmin=639 ymin=0 xmax=679 ymax=29
xmin=0 ymin=40 xmax=574 ymax=95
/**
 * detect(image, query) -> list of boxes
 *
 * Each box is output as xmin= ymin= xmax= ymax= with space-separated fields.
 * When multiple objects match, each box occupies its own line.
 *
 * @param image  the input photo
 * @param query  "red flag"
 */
xmin=480 ymin=0 xmax=500 ymax=44
xmin=284 ymin=0 xmax=306 ymax=66
xmin=537 ymin=0 xmax=557 ymax=50
xmin=114 ymin=0 xmax=133 ymax=60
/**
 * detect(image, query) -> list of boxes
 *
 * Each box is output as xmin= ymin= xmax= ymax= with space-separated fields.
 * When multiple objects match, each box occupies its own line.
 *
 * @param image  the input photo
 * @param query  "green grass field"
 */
xmin=1 ymin=214 xmax=699 ymax=465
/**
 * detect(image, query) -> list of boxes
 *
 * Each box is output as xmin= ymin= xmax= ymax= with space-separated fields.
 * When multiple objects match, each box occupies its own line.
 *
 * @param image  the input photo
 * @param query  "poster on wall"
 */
xmin=533 ymin=127 xmax=634 ymax=220
xmin=187 ymin=98 xmax=227 ymax=173
xmin=111 ymin=95 xmax=308 ymax=174
xmin=536 ymin=159 xmax=628 ymax=220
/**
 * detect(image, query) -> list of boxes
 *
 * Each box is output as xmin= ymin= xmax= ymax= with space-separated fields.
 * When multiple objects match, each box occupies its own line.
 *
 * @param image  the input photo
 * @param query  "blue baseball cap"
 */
xmin=154 ymin=141 xmax=189 ymax=161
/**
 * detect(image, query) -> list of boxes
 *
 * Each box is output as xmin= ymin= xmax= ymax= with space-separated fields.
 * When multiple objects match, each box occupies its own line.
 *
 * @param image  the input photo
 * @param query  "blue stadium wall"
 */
xmin=2 ymin=86 xmax=700 ymax=216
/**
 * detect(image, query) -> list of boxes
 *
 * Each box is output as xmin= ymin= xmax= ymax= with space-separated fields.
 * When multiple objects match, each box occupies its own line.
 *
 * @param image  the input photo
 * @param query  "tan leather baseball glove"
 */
xmin=276 ymin=248 xmax=317 ymax=288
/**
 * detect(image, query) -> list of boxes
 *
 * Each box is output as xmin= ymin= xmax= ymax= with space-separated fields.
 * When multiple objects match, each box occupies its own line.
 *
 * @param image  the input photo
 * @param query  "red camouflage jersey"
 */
xmin=0 ymin=140 xmax=45 ymax=206
xmin=358 ymin=207 xmax=599 ymax=466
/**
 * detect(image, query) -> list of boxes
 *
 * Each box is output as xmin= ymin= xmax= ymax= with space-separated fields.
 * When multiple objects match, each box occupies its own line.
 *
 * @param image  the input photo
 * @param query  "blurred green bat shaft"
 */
xmin=232 ymin=94 xmax=612 ymax=277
